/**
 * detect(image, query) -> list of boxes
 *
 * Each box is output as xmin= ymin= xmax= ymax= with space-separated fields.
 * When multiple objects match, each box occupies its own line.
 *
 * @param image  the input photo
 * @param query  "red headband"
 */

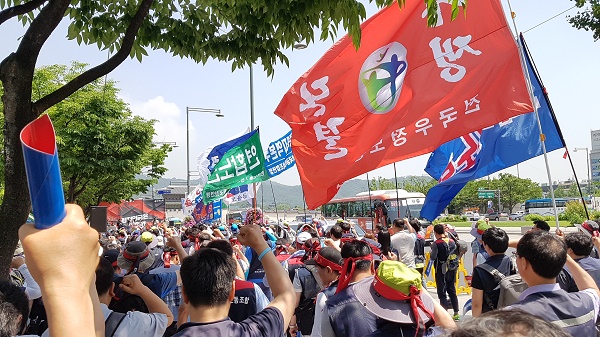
xmin=372 ymin=274 xmax=434 ymax=337
xmin=314 ymin=253 xmax=342 ymax=272
xmin=336 ymin=254 xmax=374 ymax=294
xmin=123 ymin=249 xmax=149 ymax=262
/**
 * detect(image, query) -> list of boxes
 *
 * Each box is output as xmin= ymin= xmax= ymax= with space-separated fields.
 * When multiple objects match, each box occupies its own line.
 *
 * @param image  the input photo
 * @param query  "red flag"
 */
xmin=274 ymin=0 xmax=533 ymax=209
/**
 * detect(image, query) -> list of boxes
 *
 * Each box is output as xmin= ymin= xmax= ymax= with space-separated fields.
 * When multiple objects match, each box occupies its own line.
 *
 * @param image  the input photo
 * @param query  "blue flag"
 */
xmin=421 ymin=35 xmax=565 ymax=221
xmin=264 ymin=131 xmax=295 ymax=178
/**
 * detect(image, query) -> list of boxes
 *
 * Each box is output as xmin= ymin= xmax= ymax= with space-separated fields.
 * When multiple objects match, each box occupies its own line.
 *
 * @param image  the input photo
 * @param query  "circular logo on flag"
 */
xmin=358 ymin=42 xmax=408 ymax=114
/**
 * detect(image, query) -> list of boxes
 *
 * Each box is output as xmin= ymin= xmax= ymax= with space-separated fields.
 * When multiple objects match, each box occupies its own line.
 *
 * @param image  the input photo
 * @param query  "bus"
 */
xmin=524 ymin=197 xmax=591 ymax=216
xmin=524 ymin=198 xmax=573 ymax=216
xmin=321 ymin=189 xmax=428 ymax=232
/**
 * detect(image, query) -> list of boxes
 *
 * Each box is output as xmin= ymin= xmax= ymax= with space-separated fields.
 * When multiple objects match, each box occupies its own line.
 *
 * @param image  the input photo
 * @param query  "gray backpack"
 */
xmin=477 ymin=263 xmax=528 ymax=308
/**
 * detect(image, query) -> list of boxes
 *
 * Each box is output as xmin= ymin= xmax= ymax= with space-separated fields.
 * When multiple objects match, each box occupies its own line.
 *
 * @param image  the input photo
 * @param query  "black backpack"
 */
xmin=24 ymin=297 xmax=47 ymax=336
xmin=413 ymin=234 xmax=426 ymax=266
xmin=109 ymin=272 xmax=154 ymax=313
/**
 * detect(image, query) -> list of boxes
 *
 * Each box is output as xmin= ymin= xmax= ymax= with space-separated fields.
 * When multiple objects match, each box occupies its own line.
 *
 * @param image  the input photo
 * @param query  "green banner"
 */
xmin=202 ymin=131 xmax=269 ymax=203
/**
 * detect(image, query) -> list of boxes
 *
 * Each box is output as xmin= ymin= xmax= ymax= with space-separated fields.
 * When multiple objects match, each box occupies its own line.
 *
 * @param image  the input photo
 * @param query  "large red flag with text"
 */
xmin=274 ymin=0 xmax=533 ymax=209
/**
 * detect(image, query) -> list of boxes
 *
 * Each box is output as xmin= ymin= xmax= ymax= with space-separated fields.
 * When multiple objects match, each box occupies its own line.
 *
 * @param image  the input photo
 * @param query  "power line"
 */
xmin=523 ymin=6 xmax=577 ymax=33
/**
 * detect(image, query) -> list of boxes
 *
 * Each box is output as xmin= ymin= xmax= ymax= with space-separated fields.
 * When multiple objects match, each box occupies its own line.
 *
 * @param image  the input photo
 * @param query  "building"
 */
xmin=156 ymin=183 xmax=188 ymax=220
xmin=592 ymin=129 xmax=600 ymax=184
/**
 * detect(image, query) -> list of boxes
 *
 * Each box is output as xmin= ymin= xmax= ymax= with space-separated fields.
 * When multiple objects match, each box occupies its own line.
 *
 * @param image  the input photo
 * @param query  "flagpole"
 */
xmin=366 ymin=172 xmax=374 ymax=231
xmin=565 ymin=150 xmax=591 ymax=220
xmin=520 ymin=35 xmax=590 ymax=220
xmin=250 ymin=64 xmax=257 ymax=210
xmin=302 ymin=189 xmax=307 ymax=223
xmin=269 ymin=180 xmax=280 ymax=223
xmin=393 ymin=163 xmax=400 ymax=218
xmin=506 ymin=1 xmax=559 ymax=229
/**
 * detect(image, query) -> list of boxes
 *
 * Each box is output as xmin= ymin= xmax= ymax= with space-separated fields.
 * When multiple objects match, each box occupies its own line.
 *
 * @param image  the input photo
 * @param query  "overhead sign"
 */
xmin=157 ymin=189 xmax=171 ymax=195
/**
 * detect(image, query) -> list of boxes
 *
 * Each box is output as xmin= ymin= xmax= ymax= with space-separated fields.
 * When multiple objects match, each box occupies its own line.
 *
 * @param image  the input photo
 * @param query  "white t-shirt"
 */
xmin=390 ymin=231 xmax=416 ymax=268
xmin=41 ymin=303 xmax=168 ymax=337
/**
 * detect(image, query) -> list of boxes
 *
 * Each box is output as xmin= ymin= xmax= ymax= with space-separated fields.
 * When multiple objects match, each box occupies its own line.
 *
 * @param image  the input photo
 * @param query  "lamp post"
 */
xmin=574 ymin=147 xmax=591 ymax=195
xmin=187 ymin=107 xmax=224 ymax=195
xmin=150 ymin=141 xmax=178 ymax=199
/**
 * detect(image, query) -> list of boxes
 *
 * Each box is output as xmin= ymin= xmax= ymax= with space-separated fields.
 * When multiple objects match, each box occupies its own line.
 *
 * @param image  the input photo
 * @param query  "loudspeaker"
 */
xmin=90 ymin=206 xmax=108 ymax=233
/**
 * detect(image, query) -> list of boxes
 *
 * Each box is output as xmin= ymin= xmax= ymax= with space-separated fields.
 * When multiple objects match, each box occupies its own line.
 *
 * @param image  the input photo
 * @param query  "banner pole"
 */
xmin=269 ymin=180 xmax=280 ymax=223
xmin=393 ymin=163 xmax=401 ymax=218
xmin=506 ymin=0 xmax=559 ymax=228
xmin=366 ymin=173 xmax=374 ymax=231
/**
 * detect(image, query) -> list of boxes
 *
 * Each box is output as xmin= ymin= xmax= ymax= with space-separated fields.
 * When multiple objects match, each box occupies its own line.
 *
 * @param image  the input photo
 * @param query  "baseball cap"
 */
xmin=118 ymin=241 xmax=155 ymax=273
xmin=575 ymin=220 xmax=600 ymax=237
xmin=470 ymin=219 xmax=492 ymax=240
xmin=103 ymin=249 xmax=120 ymax=267
xmin=305 ymin=247 xmax=343 ymax=271
xmin=354 ymin=260 xmax=434 ymax=328
xmin=296 ymin=232 xmax=312 ymax=245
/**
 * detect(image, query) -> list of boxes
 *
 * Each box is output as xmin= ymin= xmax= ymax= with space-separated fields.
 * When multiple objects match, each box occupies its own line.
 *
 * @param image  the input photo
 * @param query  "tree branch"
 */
xmin=32 ymin=0 xmax=154 ymax=116
xmin=0 ymin=0 xmax=48 ymax=26
xmin=15 ymin=0 xmax=70 ymax=61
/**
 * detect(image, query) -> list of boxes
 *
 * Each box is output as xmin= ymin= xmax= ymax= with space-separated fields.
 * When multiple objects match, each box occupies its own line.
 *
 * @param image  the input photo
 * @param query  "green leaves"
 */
xmin=568 ymin=0 xmax=600 ymax=41
xmin=25 ymin=63 xmax=171 ymax=209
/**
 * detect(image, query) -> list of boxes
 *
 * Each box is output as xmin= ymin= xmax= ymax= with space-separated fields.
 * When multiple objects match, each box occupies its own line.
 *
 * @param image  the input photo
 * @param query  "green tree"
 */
xmin=0 ymin=0 xmax=462 ymax=278
xmin=369 ymin=176 xmax=396 ymax=191
xmin=28 ymin=63 xmax=171 ymax=214
xmin=448 ymin=180 xmax=490 ymax=214
xmin=493 ymin=173 xmax=543 ymax=213
xmin=569 ymin=0 xmax=600 ymax=40
xmin=398 ymin=176 xmax=436 ymax=195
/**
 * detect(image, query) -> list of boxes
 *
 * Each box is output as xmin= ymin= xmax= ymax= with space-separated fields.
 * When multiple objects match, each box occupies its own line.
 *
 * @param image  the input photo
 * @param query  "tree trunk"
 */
xmin=0 ymin=53 xmax=37 ymax=280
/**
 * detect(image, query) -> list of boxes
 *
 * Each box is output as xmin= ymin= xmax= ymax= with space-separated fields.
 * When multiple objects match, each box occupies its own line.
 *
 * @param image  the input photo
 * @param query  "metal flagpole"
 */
xmin=269 ymin=180 xmax=279 ymax=223
xmin=565 ymin=149 xmax=591 ymax=220
xmin=302 ymin=190 xmax=307 ymax=222
xmin=250 ymin=64 xmax=257 ymax=210
xmin=506 ymin=0 xmax=559 ymax=228
xmin=366 ymin=172 xmax=374 ymax=231
xmin=393 ymin=163 xmax=401 ymax=218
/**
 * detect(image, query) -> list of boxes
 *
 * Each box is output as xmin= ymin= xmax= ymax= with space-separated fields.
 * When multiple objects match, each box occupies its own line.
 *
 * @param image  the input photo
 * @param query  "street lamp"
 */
xmin=574 ymin=147 xmax=591 ymax=195
xmin=187 ymin=107 xmax=224 ymax=194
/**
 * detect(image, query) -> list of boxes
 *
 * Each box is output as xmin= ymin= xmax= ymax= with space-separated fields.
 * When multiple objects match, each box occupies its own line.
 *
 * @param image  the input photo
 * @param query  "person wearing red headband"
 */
xmin=288 ymin=238 xmax=323 ymax=337
xmin=305 ymin=247 xmax=343 ymax=337
xmin=321 ymin=240 xmax=377 ymax=337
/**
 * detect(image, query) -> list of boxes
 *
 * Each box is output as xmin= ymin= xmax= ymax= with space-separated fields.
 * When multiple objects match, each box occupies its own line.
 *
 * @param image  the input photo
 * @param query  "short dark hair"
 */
xmin=565 ymin=232 xmax=594 ymax=257
xmin=340 ymin=222 xmax=352 ymax=232
xmin=180 ymin=248 xmax=236 ymax=307
xmin=533 ymin=220 xmax=550 ymax=232
xmin=329 ymin=225 xmax=343 ymax=239
xmin=517 ymin=231 xmax=566 ymax=279
xmin=206 ymin=239 xmax=234 ymax=256
xmin=448 ymin=309 xmax=570 ymax=337
xmin=0 ymin=280 xmax=30 ymax=336
xmin=409 ymin=219 xmax=421 ymax=232
xmin=482 ymin=227 xmax=509 ymax=254
xmin=433 ymin=224 xmax=445 ymax=235
xmin=96 ymin=257 xmax=115 ymax=296
xmin=341 ymin=240 xmax=373 ymax=273
xmin=393 ymin=218 xmax=405 ymax=229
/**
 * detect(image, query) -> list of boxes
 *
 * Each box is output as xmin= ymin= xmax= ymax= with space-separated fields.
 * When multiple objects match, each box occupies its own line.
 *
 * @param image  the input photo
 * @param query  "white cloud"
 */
xmin=124 ymin=96 xmax=187 ymax=178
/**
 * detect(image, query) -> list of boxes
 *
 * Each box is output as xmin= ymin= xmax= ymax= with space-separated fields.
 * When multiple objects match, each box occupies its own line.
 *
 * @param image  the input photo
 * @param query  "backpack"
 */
xmin=24 ymin=297 xmax=47 ymax=336
xmin=446 ymin=231 xmax=467 ymax=271
xmin=109 ymin=272 xmax=154 ymax=313
xmin=413 ymin=234 xmax=426 ymax=267
xmin=105 ymin=311 xmax=126 ymax=337
xmin=477 ymin=263 xmax=528 ymax=309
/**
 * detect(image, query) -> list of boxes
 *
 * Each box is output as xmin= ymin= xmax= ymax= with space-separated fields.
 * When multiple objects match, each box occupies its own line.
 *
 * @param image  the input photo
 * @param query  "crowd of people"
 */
xmin=3 ymin=205 xmax=600 ymax=337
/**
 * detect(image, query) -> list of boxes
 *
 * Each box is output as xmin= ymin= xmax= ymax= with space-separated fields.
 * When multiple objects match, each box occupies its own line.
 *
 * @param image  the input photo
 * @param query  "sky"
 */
xmin=1 ymin=0 xmax=599 ymax=189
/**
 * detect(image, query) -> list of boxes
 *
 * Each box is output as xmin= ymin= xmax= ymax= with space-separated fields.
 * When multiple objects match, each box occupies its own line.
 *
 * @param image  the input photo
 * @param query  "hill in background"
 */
xmin=139 ymin=175 xmax=426 ymax=211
